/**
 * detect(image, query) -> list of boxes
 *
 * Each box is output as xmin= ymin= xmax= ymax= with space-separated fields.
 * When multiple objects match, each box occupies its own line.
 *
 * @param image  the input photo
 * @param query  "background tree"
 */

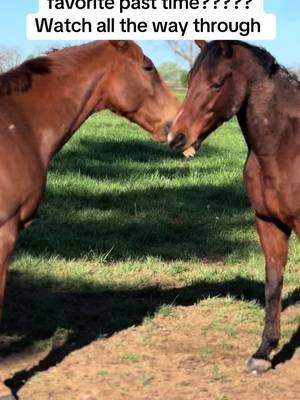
xmin=180 ymin=70 xmax=189 ymax=87
xmin=166 ymin=41 xmax=199 ymax=69
xmin=294 ymin=69 xmax=300 ymax=80
xmin=158 ymin=61 xmax=182 ymax=82
xmin=0 ymin=47 xmax=22 ymax=73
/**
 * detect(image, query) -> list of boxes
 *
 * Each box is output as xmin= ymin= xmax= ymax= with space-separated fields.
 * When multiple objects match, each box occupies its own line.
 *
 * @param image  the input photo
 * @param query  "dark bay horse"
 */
xmin=0 ymin=40 xmax=179 ymax=399
xmin=169 ymin=40 xmax=300 ymax=374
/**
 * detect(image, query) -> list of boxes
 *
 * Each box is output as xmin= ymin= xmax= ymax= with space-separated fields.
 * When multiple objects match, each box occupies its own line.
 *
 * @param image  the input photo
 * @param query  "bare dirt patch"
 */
xmin=1 ymin=300 xmax=300 ymax=400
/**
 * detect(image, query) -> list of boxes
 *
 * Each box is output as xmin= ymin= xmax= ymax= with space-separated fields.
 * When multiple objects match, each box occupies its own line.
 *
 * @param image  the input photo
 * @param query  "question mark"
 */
xmin=203 ymin=0 xmax=210 ymax=9
xmin=235 ymin=0 xmax=242 ymax=8
xmin=246 ymin=0 xmax=252 ymax=8
xmin=214 ymin=0 xmax=221 ymax=8
xmin=224 ymin=0 xmax=231 ymax=9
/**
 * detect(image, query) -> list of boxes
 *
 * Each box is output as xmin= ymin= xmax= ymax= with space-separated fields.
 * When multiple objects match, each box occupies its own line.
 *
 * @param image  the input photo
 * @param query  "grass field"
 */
xmin=2 ymin=93 xmax=300 ymax=396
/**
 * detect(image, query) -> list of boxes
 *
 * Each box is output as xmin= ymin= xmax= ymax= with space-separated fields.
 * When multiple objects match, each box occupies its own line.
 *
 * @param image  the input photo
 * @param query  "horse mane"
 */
xmin=193 ymin=41 xmax=300 ymax=87
xmin=0 ymin=57 xmax=52 ymax=96
xmin=0 ymin=41 xmax=135 ymax=96
xmin=0 ymin=42 xmax=107 ymax=97
xmin=45 ymin=48 xmax=60 ymax=55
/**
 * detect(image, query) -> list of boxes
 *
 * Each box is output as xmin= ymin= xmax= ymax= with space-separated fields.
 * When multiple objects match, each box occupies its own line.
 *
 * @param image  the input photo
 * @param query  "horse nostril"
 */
xmin=170 ymin=133 xmax=186 ymax=150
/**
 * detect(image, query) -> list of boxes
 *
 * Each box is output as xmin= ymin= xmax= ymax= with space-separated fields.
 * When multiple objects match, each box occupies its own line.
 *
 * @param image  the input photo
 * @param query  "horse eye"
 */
xmin=144 ymin=65 xmax=154 ymax=72
xmin=211 ymin=82 xmax=224 ymax=90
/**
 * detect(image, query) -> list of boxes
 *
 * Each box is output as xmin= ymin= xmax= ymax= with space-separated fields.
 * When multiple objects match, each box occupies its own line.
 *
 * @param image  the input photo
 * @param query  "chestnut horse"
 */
xmin=0 ymin=40 xmax=179 ymax=399
xmin=169 ymin=40 xmax=300 ymax=373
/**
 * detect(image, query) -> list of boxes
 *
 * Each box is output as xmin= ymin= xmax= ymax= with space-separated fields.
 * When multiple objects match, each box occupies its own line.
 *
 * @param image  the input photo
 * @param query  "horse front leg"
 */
xmin=0 ymin=217 xmax=19 ymax=400
xmin=246 ymin=216 xmax=291 ymax=374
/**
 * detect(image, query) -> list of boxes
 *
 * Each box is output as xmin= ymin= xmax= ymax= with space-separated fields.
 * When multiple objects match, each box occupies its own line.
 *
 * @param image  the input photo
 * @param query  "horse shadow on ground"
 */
xmin=50 ymin=137 xmax=236 ymax=181
xmin=272 ymin=287 xmax=300 ymax=368
xmin=16 ymin=138 xmax=254 ymax=262
xmin=16 ymin=182 xmax=254 ymax=262
xmin=2 ymin=274 xmax=300 ymax=398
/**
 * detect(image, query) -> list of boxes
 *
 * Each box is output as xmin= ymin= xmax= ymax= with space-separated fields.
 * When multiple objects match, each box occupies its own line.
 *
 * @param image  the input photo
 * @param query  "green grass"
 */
xmin=2 ymin=98 xmax=300 ymax=367
xmin=119 ymin=352 xmax=142 ymax=363
xmin=156 ymin=304 xmax=177 ymax=318
xmin=211 ymin=365 xmax=226 ymax=382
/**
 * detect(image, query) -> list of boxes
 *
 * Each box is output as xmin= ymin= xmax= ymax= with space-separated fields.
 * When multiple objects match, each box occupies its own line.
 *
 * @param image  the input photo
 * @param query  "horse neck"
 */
xmin=237 ymin=71 xmax=300 ymax=158
xmin=24 ymin=45 xmax=109 ymax=167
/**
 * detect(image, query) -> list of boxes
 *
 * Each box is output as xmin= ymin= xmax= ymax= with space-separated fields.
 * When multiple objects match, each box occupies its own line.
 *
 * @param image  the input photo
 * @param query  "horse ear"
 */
xmin=195 ymin=40 xmax=208 ymax=50
xmin=220 ymin=41 xmax=232 ymax=58
xmin=109 ymin=41 xmax=129 ymax=50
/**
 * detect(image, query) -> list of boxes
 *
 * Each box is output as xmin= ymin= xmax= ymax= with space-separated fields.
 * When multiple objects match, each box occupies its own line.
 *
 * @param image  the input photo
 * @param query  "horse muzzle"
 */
xmin=168 ymin=132 xmax=187 ymax=150
xmin=168 ymin=131 xmax=202 ymax=159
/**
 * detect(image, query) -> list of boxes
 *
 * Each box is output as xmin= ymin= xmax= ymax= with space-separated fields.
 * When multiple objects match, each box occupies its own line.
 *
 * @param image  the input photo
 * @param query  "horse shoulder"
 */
xmin=244 ymin=151 xmax=279 ymax=218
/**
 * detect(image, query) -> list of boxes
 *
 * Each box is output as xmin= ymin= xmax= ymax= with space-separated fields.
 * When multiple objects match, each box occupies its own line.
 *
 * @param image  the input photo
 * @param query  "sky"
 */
xmin=0 ymin=0 xmax=299 ymax=69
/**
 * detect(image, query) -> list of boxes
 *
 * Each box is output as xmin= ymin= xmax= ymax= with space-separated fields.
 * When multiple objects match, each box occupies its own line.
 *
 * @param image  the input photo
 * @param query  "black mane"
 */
xmin=0 ymin=57 xmax=52 ymax=96
xmin=193 ymin=41 xmax=300 ymax=86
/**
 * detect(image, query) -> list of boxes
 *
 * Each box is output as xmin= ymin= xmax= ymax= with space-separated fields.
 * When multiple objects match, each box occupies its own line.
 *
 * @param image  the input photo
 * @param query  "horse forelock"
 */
xmin=192 ymin=41 xmax=225 ymax=76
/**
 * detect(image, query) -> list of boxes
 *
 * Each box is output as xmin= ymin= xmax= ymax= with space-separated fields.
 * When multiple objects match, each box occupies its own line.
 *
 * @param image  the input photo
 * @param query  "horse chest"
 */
xmin=0 ymin=131 xmax=46 ymax=227
xmin=244 ymin=152 xmax=296 ymax=223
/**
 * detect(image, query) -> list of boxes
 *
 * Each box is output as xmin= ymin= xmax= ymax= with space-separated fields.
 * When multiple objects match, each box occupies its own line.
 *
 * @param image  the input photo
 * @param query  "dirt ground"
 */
xmin=1 ymin=301 xmax=300 ymax=400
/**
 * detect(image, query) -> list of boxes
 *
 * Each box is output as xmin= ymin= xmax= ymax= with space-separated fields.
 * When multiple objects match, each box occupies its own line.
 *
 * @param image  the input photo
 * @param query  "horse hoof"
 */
xmin=245 ymin=357 xmax=272 ymax=374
